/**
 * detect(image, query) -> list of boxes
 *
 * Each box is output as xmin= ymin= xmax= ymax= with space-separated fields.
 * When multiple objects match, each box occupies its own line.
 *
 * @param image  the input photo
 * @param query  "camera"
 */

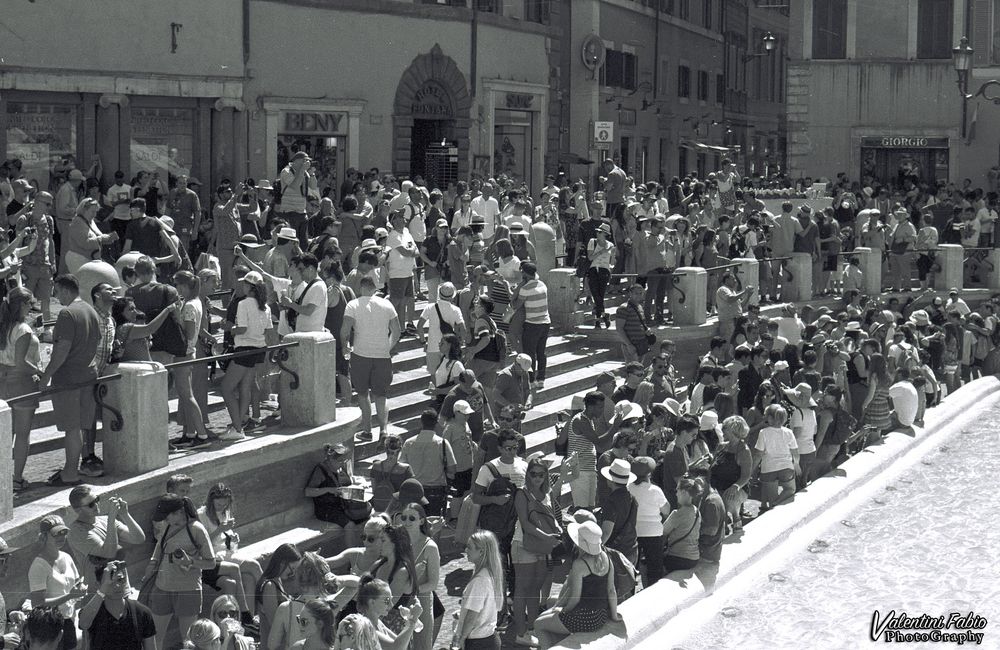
xmin=171 ymin=549 xmax=187 ymax=560
xmin=105 ymin=560 xmax=126 ymax=580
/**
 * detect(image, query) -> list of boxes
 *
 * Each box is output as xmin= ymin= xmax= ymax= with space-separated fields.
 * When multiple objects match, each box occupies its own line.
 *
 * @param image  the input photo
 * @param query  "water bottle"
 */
xmin=449 ymin=610 xmax=461 ymax=650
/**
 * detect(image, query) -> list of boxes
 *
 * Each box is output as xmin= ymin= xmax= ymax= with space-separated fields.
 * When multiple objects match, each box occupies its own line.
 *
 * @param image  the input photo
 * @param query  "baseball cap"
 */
xmin=454 ymin=400 xmax=474 ymax=415
xmin=514 ymin=353 xmax=533 ymax=371
xmin=39 ymin=514 xmax=69 ymax=536
xmin=241 ymin=271 xmax=264 ymax=285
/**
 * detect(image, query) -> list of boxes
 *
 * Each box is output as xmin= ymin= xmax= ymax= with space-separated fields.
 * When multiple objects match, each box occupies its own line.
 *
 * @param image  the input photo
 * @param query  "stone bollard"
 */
xmin=0 ymin=400 xmax=10 ymax=522
xmin=669 ymin=267 xmax=707 ymax=326
xmin=785 ymin=253 xmax=814 ymax=302
xmin=733 ymin=258 xmax=760 ymax=306
xmin=532 ymin=221 xmax=556 ymax=278
xmin=852 ymin=246 xmax=882 ymax=296
xmin=546 ymin=268 xmax=581 ymax=333
xmin=77 ymin=261 xmax=122 ymax=307
xmin=987 ymin=250 xmax=1000 ymax=290
xmin=933 ymin=244 xmax=964 ymax=292
xmin=103 ymin=362 xmax=169 ymax=475
xmin=279 ymin=331 xmax=337 ymax=428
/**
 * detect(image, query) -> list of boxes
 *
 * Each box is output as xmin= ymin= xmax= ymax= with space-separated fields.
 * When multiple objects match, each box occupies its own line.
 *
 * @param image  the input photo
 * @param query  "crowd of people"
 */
xmin=2 ymin=150 xmax=1000 ymax=649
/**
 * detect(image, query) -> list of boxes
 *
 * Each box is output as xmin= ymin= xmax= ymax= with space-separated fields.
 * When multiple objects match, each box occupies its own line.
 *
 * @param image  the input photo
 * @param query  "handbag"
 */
xmin=519 ymin=489 xmax=563 ymax=555
xmin=138 ymin=525 xmax=170 ymax=606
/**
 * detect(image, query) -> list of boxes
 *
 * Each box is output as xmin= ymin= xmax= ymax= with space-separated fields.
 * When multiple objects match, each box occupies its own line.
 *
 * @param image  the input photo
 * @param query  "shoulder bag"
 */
xmin=518 ymin=489 xmax=563 ymax=555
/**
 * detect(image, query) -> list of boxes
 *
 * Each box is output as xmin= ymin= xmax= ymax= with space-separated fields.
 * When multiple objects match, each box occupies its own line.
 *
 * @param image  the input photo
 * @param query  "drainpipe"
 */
xmin=470 ymin=2 xmax=478 ymax=99
xmin=243 ymin=0 xmax=250 ymax=65
xmin=654 ymin=1 xmax=660 ymax=98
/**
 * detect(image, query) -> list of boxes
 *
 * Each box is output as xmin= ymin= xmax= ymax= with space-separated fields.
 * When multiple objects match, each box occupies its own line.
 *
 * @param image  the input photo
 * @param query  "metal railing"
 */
xmin=9 ymin=374 xmax=124 ymax=431
xmin=163 ymin=341 xmax=301 ymax=390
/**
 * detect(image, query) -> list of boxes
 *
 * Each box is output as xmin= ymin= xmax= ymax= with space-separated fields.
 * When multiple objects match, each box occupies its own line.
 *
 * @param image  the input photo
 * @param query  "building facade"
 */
xmin=786 ymin=0 xmax=991 ymax=189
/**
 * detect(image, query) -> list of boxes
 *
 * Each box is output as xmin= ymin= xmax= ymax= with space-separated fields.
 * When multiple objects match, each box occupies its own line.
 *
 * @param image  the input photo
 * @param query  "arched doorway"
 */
xmin=393 ymin=44 xmax=472 ymax=187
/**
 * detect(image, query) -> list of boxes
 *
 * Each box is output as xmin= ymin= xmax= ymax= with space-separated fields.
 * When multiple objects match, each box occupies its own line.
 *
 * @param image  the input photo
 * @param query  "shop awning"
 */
xmin=680 ymin=139 xmax=735 ymax=154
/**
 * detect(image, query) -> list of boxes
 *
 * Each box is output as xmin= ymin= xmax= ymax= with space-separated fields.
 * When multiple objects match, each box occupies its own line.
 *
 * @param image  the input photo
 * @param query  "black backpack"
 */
xmin=477 ymin=462 xmax=517 ymax=540
xmin=435 ymin=303 xmax=455 ymax=337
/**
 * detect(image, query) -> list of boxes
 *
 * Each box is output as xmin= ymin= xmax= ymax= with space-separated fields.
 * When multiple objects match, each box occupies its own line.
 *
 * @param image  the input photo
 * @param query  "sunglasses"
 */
xmin=296 ymin=615 xmax=312 ymax=626
xmin=216 ymin=610 xmax=239 ymax=620
xmin=81 ymin=497 xmax=100 ymax=509
xmin=399 ymin=514 xmax=420 ymax=522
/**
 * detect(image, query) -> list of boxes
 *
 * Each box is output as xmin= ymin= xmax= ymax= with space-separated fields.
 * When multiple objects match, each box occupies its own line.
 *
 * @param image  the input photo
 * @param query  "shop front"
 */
xmin=482 ymin=79 xmax=548 ymax=196
xmin=264 ymin=100 xmax=363 ymax=201
xmin=3 ymin=93 xmax=84 ymax=193
xmin=858 ymin=135 xmax=951 ymax=189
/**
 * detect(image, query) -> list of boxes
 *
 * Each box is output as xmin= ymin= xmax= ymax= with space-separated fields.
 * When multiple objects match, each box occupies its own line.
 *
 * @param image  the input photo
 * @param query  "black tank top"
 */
xmin=710 ymin=448 xmax=742 ymax=492
xmin=846 ymin=352 xmax=868 ymax=386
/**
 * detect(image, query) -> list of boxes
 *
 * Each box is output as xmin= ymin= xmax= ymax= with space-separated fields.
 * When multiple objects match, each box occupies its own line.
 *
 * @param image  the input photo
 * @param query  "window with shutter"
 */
xmin=812 ymin=0 xmax=847 ymax=59
xmin=678 ymin=65 xmax=691 ymax=98
xmin=698 ymin=70 xmax=710 ymax=101
xmin=716 ymin=73 xmax=725 ymax=104
xmin=972 ymin=0 xmax=993 ymax=65
xmin=917 ymin=0 xmax=953 ymax=59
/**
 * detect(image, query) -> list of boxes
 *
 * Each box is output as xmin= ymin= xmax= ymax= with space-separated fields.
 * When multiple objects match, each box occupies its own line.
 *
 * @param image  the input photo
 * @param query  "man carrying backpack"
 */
xmin=473 ymin=429 xmax=528 ymax=588
xmin=416 ymin=281 xmax=466 ymax=376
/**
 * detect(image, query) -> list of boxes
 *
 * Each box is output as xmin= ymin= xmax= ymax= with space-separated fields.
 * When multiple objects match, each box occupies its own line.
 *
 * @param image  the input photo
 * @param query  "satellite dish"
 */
xmin=581 ymin=34 xmax=606 ymax=72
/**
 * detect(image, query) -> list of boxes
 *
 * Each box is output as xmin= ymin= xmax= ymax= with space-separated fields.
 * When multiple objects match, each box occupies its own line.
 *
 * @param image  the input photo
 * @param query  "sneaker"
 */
xmin=79 ymin=454 xmax=104 ymax=477
xmin=188 ymin=436 xmax=212 ymax=449
xmin=513 ymin=632 xmax=539 ymax=646
xmin=243 ymin=417 xmax=263 ymax=431
xmin=45 ymin=470 xmax=81 ymax=487
xmin=169 ymin=436 xmax=196 ymax=449
xmin=219 ymin=427 xmax=246 ymax=442
xmin=355 ymin=430 xmax=373 ymax=442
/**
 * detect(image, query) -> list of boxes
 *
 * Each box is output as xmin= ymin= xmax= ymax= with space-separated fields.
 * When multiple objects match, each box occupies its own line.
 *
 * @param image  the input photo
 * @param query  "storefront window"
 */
xmin=6 ymin=102 xmax=77 ymax=193
xmin=493 ymin=109 xmax=533 ymax=185
xmin=130 ymin=107 xmax=194 ymax=187
xmin=277 ymin=135 xmax=342 ymax=199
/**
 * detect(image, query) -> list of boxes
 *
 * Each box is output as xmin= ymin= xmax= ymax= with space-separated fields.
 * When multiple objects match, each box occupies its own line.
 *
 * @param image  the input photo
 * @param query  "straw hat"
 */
xmin=600 ymin=458 xmax=637 ymax=485
xmin=783 ymin=382 xmax=817 ymax=408
xmin=567 ymin=520 xmax=603 ymax=555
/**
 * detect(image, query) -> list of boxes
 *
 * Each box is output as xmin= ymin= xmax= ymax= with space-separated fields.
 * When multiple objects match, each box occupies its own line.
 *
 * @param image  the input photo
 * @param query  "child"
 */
xmin=753 ymin=403 xmax=799 ymax=510
xmin=842 ymin=256 xmax=864 ymax=295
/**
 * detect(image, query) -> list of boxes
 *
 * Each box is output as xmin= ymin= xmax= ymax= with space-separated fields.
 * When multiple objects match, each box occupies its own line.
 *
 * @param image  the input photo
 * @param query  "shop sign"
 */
xmin=411 ymin=80 xmax=455 ymax=118
xmin=283 ymin=112 xmax=346 ymax=134
xmin=860 ymin=136 xmax=949 ymax=149
xmin=505 ymin=93 xmax=534 ymax=109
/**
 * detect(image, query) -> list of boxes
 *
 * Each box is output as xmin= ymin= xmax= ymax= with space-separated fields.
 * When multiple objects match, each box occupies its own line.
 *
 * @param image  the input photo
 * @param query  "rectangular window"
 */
xmin=6 ymin=102 xmax=78 ymax=193
xmin=659 ymin=58 xmax=671 ymax=97
xmin=678 ymin=65 xmax=691 ymax=98
xmin=917 ymin=0 xmax=953 ymax=59
xmin=524 ymin=0 xmax=550 ymax=24
xmin=679 ymin=0 xmax=690 ymax=19
xmin=812 ymin=0 xmax=847 ymax=59
xmin=698 ymin=70 xmax=710 ymax=101
xmin=129 ymin=107 xmax=195 ymax=184
xmin=716 ymin=73 xmax=725 ymax=104
xmin=601 ymin=50 xmax=637 ymax=91
xmin=703 ymin=0 xmax=713 ymax=29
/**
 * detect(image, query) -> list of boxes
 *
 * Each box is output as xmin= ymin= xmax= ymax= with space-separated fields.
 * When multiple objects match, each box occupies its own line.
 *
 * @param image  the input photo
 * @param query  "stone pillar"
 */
xmin=279 ymin=332 xmax=337 ymax=428
xmin=0 ymin=400 xmax=11 ymax=522
xmin=103 ymin=362 xmax=168 ymax=476
xmin=988 ymin=250 xmax=1000 ymax=290
xmin=77 ymin=261 xmax=122 ymax=306
xmin=852 ymin=247 xmax=882 ymax=296
xmin=669 ymin=267 xmax=707 ymax=326
xmin=785 ymin=253 xmax=814 ymax=302
xmin=532 ymin=221 xmax=556 ymax=279
xmin=733 ymin=258 xmax=759 ymax=306
xmin=546 ymin=268 xmax=581 ymax=333
xmin=934 ymin=244 xmax=964 ymax=292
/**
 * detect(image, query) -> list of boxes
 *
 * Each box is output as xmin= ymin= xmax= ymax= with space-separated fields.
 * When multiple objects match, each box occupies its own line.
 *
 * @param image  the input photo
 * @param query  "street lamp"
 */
xmin=953 ymin=36 xmax=973 ymax=97
xmin=743 ymin=32 xmax=776 ymax=62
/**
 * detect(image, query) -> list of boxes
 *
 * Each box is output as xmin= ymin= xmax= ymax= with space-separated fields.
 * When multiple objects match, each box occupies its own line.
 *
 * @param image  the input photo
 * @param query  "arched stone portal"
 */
xmin=393 ymin=44 xmax=472 ymax=186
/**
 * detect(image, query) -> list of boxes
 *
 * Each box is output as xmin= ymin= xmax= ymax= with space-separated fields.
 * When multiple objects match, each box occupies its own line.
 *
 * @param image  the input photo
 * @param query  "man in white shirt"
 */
xmin=416 ymin=281 xmax=467 ymax=376
xmin=342 ymin=276 xmax=401 ymax=440
xmin=386 ymin=210 xmax=419 ymax=334
xmin=470 ymin=182 xmax=501 ymax=243
xmin=103 ymin=170 xmax=133 ymax=242
xmin=277 ymin=151 xmax=315 ymax=248
xmin=278 ymin=253 xmax=328 ymax=333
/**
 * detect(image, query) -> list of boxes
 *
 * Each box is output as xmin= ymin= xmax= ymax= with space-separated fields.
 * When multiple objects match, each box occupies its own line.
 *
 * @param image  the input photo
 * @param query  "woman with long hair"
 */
xmin=326 ymin=513 xmax=392 ymax=577
xmin=183 ymin=618 xmax=222 ymax=649
xmin=28 ymin=515 xmax=85 ymax=649
xmin=290 ymin=598 xmax=338 ymax=649
xmin=453 ymin=530 xmax=505 ymax=650
xmin=745 ymin=382 xmax=781 ymax=449
xmin=370 ymin=438 xmax=414 ymax=514
xmin=210 ymin=594 xmax=256 ymax=650
xmin=586 ymin=223 xmax=615 ymax=329
xmin=510 ymin=454 xmax=557 ymax=647
xmin=220 ymin=271 xmax=272 ymax=440
xmin=172 ymin=269 xmax=211 ymax=448
xmin=366 ymin=524 xmax=417 ymax=635
xmin=268 ymin=552 xmax=345 ymax=650
xmin=197 ymin=483 xmax=263 ymax=628
xmin=110 ymin=295 xmax=179 ymax=363
xmin=255 ymin=543 xmax=303 ymax=649
xmin=431 ymin=333 xmax=465 ymax=408
xmin=1 ymin=287 xmax=42 ymax=491
xmin=466 ymin=295 xmax=503 ymax=391
xmin=321 ymin=260 xmax=355 ymax=407
xmin=335 ymin=614 xmax=379 ymax=650
xmin=494 ymin=238 xmax=521 ymax=287
xmin=355 ymin=578 xmax=421 ymax=650
xmin=862 ymin=352 xmax=893 ymax=433
xmin=710 ymin=416 xmax=754 ymax=532
xmin=397 ymin=503 xmax=441 ymax=650
xmin=637 ymin=402 xmax=675 ymax=462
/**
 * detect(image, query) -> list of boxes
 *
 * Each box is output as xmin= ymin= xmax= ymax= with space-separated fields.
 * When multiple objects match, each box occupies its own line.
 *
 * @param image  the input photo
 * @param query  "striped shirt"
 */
xmin=568 ymin=413 xmax=602 ymax=472
xmin=519 ymin=279 xmax=550 ymax=325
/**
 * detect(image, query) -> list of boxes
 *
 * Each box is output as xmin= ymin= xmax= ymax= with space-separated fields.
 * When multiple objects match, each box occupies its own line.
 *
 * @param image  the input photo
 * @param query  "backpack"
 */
xmin=477 ymin=462 xmax=517 ymax=540
xmin=272 ymin=177 xmax=283 ymax=204
xmin=475 ymin=316 xmax=507 ymax=363
xmin=604 ymin=546 xmax=639 ymax=603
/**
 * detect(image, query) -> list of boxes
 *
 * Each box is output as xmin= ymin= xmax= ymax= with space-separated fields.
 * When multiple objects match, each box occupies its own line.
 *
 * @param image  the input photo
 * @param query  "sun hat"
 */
xmin=773 ymin=360 xmax=790 ymax=371
xmin=471 ymin=214 xmax=486 ymax=225
xmin=394 ymin=478 xmax=429 ymax=506
xmin=614 ymin=400 xmax=644 ymax=421
xmin=596 ymin=371 xmax=616 ymax=387
xmin=815 ymin=314 xmax=834 ymax=327
xmin=453 ymin=400 xmax=474 ymax=415
xmin=845 ymin=321 xmax=863 ymax=332
xmin=597 ymin=223 xmax=611 ymax=235
xmin=660 ymin=397 xmax=681 ymax=417
xmin=783 ymin=382 xmax=817 ymax=407
xmin=600 ymin=458 xmax=637 ymax=485
xmin=436 ymin=218 xmax=449 ymax=228
xmin=239 ymin=233 xmax=265 ymax=248
xmin=277 ymin=227 xmax=298 ymax=241
xmin=438 ymin=282 xmax=456 ymax=299
xmin=291 ymin=151 xmax=309 ymax=162
xmin=514 ymin=353 xmax=533 ymax=371
xmin=509 ymin=222 xmax=525 ymax=232
xmin=909 ymin=309 xmax=930 ymax=327
xmin=567 ymin=519 xmax=603 ymax=555
xmin=359 ymin=238 xmax=379 ymax=251
xmin=241 ymin=271 xmax=264 ymax=285
xmin=68 ymin=169 xmax=85 ymax=181
xmin=699 ymin=411 xmax=721 ymax=432
xmin=39 ymin=514 xmax=69 ymax=536
xmin=631 ymin=456 xmax=656 ymax=479
xmin=256 ymin=179 xmax=273 ymax=191
xmin=374 ymin=227 xmax=389 ymax=239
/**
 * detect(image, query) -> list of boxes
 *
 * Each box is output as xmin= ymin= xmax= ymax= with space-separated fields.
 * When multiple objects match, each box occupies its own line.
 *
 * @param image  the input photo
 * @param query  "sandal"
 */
xmin=13 ymin=477 xmax=28 ymax=492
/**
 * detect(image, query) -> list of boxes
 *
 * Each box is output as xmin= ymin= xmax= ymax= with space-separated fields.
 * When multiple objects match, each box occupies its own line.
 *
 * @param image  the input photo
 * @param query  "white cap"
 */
xmin=454 ymin=400 xmax=474 ymax=415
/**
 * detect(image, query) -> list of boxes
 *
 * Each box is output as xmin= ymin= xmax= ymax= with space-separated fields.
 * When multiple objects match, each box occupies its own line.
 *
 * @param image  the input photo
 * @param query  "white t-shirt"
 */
xmin=292 ymin=279 xmax=328 ymax=332
xmin=628 ymin=481 xmax=669 ymax=538
xmin=461 ymin=571 xmax=500 ymax=640
xmin=471 ymin=196 xmax=500 ymax=240
xmin=181 ymin=297 xmax=204 ymax=356
xmin=105 ymin=183 xmax=133 ymax=220
xmin=889 ymin=381 xmax=919 ymax=427
xmin=28 ymin=552 xmax=81 ymax=618
xmin=475 ymin=457 xmax=527 ymax=490
xmin=234 ymin=298 xmax=272 ymax=348
xmin=343 ymin=295 xmax=397 ymax=359
xmin=420 ymin=300 xmax=465 ymax=352
xmin=788 ymin=406 xmax=818 ymax=454
xmin=386 ymin=228 xmax=418 ymax=279
xmin=754 ymin=426 xmax=798 ymax=473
